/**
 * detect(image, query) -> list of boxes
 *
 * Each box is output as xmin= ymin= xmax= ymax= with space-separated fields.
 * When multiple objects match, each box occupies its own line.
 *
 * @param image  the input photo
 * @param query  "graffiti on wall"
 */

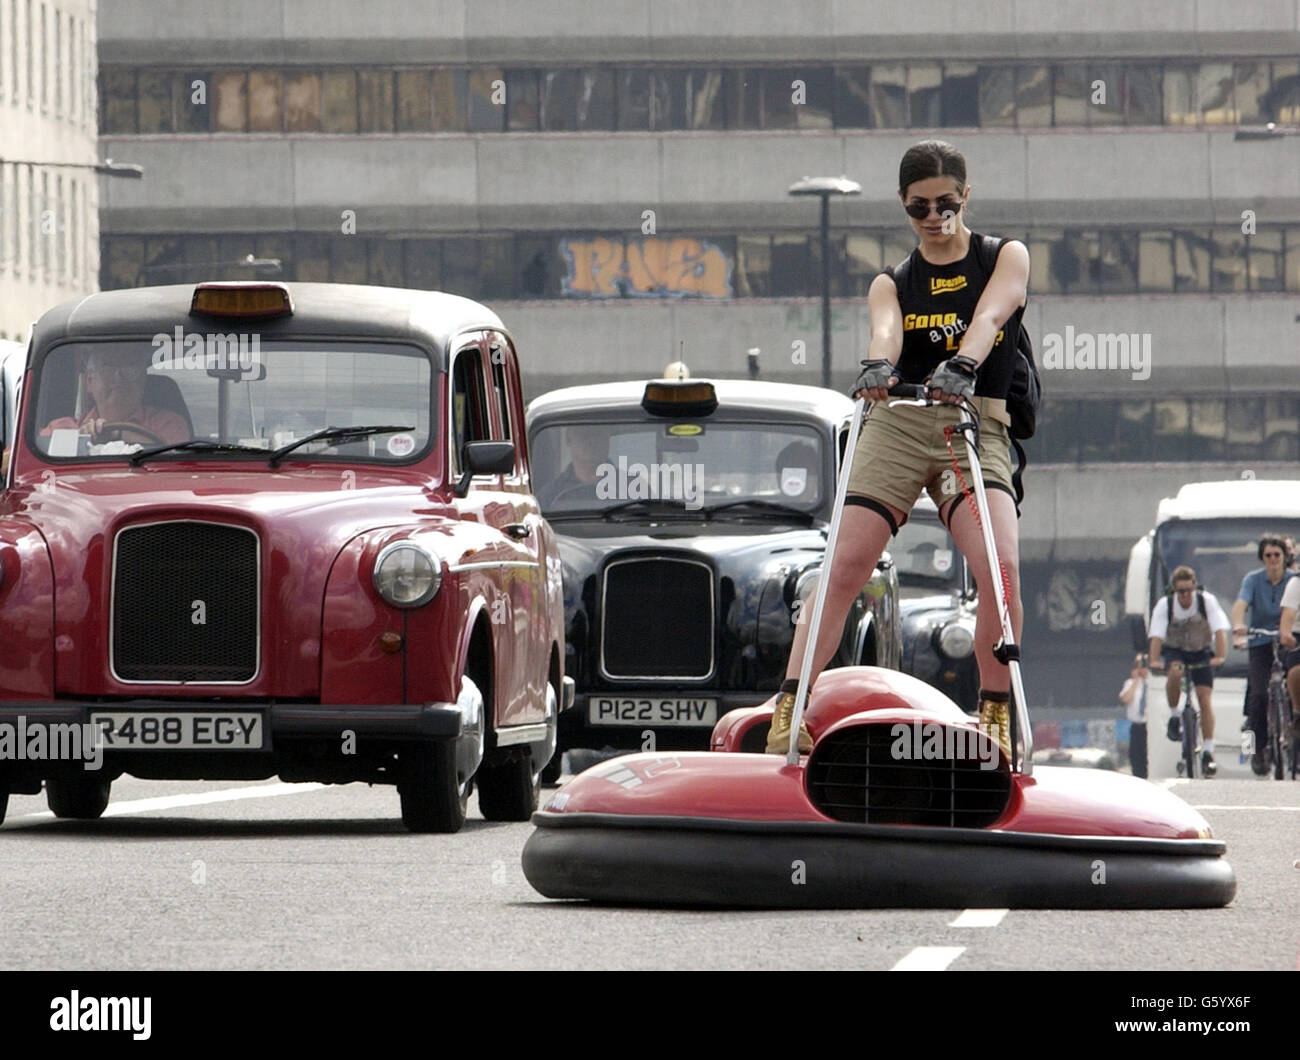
xmin=561 ymin=237 xmax=732 ymax=299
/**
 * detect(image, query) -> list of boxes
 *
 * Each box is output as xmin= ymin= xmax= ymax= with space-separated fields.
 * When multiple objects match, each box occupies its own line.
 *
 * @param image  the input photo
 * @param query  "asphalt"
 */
xmin=1 ymin=772 xmax=1295 ymax=971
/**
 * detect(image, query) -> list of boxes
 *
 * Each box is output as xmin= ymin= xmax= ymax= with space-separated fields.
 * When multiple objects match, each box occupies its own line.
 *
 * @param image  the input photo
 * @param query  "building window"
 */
xmin=469 ymin=67 xmax=504 ymax=131
xmin=869 ymin=64 xmax=906 ymax=128
xmin=907 ymin=63 xmax=942 ymax=126
xmin=357 ymin=70 xmax=394 ymax=132
xmin=248 ymin=70 xmax=282 ymax=132
xmin=285 ymin=71 xmax=322 ymax=132
xmin=213 ymin=71 xmax=248 ymax=132
xmin=940 ymin=63 xmax=979 ymax=126
xmin=395 ymin=69 xmax=432 ymax=132
xmin=834 ymin=65 xmax=872 ymax=128
xmin=102 ymin=68 xmax=136 ymax=132
xmin=977 ymin=65 xmax=1016 ymax=127
xmin=321 ymin=71 xmax=358 ymax=133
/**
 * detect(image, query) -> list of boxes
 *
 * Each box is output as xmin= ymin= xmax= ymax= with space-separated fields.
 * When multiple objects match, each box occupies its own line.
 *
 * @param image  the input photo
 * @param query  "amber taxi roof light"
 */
xmin=641 ymin=379 xmax=718 ymax=417
xmin=190 ymin=282 xmax=294 ymax=319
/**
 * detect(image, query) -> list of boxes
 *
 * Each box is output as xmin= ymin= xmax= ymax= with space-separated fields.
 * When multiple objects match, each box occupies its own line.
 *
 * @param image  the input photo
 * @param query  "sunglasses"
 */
xmin=903 ymin=198 xmax=964 ymax=220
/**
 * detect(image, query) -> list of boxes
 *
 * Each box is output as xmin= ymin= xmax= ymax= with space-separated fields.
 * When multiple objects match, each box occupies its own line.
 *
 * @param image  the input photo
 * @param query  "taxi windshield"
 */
xmin=29 ymin=340 xmax=434 ymax=462
xmin=532 ymin=419 xmax=827 ymax=514
xmin=893 ymin=515 xmax=961 ymax=591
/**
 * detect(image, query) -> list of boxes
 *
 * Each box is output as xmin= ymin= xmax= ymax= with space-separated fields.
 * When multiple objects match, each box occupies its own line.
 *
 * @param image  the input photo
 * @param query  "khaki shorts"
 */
xmin=845 ymin=396 xmax=1015 ymax=529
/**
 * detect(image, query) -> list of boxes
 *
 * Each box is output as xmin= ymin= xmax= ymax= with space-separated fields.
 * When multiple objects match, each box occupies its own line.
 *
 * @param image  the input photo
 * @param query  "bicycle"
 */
xmin=1151 ymin=648 xmax=1214 ymax=779
xmin=1246 ymin=628 xmax=1297 ymax=780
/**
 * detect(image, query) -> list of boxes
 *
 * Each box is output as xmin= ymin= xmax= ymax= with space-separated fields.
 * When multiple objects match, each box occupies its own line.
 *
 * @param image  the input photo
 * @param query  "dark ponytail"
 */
xmin=898 ymin=140 xmax=967 ymax=197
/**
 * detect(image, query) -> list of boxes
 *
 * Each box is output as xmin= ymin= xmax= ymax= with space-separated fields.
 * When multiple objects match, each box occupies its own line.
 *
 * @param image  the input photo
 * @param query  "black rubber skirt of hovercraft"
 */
xmin=522 ymin=813 xmax=1236 ymax=909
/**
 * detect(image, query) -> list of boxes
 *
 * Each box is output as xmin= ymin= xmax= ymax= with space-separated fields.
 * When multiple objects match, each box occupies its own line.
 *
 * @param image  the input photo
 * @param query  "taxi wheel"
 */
xmin=0 ymin=790 xmax=8 ymax=826
xmin=398 ymin=741 xmax=468 ymax=833
xmin=45 ymin=775 xmax=111 ymax=819
xmin=477 ymin=750 xmax=540 ymax=821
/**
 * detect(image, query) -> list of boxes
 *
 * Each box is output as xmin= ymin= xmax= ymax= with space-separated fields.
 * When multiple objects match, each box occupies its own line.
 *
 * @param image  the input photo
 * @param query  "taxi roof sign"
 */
xmin=641 ymin=379 xmax=717 ymax=417
xmin=191 ymin=282 xmax=294 ymax=319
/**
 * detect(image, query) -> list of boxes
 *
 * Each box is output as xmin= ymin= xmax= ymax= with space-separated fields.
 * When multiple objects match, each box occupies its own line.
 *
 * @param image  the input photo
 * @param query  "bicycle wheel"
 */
xmin=1182 ymin=700 xmax=1198 ymax=779
xmin=1268 ymin=680 xmax=1285 ymax=781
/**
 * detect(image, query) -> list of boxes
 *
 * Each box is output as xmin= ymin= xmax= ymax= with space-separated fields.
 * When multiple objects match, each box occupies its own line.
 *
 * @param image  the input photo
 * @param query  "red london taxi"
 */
xmin=0 ymin=282 xmax=567 ymax=832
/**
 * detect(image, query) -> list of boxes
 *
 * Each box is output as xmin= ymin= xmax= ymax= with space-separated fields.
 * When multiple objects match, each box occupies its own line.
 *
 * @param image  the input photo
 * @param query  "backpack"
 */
xmin=889 ymin=234 xmax=1042 ymax=504
xmin=971 ymin=234 xmax=1041 ymax=444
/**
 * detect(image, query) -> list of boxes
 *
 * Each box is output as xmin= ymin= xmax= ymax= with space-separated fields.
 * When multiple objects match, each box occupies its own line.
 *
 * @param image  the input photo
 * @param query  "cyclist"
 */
xmin=1230 ymin=534 xmax=1295 ymax=775
xmin=1278 ymin=574 xmax=1300 ymax=737
xmin=1148 ymin=565 xmax=1229 ymax=776
xmin=762 ymin=139 xmax=1030 ymax=757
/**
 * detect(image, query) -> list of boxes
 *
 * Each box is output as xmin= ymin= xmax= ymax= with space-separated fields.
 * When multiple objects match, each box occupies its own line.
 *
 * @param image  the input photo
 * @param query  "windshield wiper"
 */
xmin=268 ymin=425 xmax=414 ymax=467
xmin=598 ymin=498 xmax=695 ymax=520
xmin=704 ymin=499 xmax=814 ymax=523
xmin=130 ymin=440 xmax=276 ymax=467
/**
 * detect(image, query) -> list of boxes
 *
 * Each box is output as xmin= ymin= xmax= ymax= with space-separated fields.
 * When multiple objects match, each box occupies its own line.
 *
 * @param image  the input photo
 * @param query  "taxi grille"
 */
xmin=113 ymin=522 xmax=259 ymax=683
xmin=806 ymin=724 xmax=1010 ymax=827
xmin=601 ymin=557 xmax=713 ymax=680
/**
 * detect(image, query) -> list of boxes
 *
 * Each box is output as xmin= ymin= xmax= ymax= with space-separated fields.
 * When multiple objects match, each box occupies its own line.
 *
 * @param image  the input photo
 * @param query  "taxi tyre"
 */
xmin=540 ymin=746 xmax=564 ymax=785
xmin=477 ymin=748 xmax=541 ymax=821
xmin=0 ymin=791 xmax=8 ymax=826
xmin=398 ymin=740 xmax=468 ymax=833
xmin=45 ymin=774 xmax=112 ymax=820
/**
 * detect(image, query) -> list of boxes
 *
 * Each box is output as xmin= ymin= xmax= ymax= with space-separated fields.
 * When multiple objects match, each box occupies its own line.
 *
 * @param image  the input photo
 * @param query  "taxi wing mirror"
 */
xmin=455 ymin=440 xmax=516 ymax=496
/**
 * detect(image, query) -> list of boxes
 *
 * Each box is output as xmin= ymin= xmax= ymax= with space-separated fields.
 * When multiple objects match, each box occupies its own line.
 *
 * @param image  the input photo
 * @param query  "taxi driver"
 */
xmin=42 ymin=348 xmax=189 ymax=447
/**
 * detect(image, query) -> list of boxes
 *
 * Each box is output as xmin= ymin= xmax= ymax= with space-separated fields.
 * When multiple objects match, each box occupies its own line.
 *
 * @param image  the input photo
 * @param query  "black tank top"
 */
xmin=884 ymin=232 xmax=1024 ymax=400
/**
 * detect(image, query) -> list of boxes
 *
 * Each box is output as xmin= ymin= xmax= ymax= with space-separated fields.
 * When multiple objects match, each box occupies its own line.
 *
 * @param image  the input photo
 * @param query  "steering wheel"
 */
xmin=93 ymin=422 xmax=169 ymax=447
xmin=547 ymin=481 xmax=600 ymax=505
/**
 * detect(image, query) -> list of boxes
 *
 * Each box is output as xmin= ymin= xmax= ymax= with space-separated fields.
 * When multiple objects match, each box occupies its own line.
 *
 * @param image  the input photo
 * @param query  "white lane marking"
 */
xmin=949 ymin=908 xmax=1008 ymax=928
xmin=1190 ymin=804 xmax=1300 ymax=811
xmin=4 ymin=782 xmax=327 ymax=827
xmin=1160 ymin=779 xmax=1185 ymax=788
xmin=892 ymin=946 xmax=965 ymax=971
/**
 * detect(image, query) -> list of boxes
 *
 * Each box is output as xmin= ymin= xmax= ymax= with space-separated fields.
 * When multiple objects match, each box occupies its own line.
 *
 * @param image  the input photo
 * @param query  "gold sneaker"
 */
xmin=979 ymin=697 xmax=1012 ymax=761
xmin=765 ymin=692 xmax=813 ymax=755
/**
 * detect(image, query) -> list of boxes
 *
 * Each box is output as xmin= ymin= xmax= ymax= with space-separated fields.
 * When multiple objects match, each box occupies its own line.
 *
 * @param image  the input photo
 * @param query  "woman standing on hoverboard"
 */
xmin=765 ymin=139 xmax=1030 ymax=757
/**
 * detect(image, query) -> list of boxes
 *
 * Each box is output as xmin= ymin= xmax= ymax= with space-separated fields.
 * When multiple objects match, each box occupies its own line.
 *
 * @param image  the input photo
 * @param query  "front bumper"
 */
xmin=0 ymin=701 xmax=464 ymax=740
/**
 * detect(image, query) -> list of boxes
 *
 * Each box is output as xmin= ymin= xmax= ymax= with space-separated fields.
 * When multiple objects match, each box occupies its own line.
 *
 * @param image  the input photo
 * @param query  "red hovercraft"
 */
xmin=522 ymin=387 xmax=1236 ymax=909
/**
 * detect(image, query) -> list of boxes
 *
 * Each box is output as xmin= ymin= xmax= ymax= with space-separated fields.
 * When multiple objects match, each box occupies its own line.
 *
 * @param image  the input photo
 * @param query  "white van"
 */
xmin=1124 ymin=480 xmax=1300 ymax=778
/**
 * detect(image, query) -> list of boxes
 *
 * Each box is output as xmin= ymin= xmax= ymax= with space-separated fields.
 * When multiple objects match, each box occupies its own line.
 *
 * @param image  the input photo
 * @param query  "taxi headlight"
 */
xmin=937 ymin=619 xmax=975 ymax=659
xmin=373 ymin=543 xmax=440 ymax=608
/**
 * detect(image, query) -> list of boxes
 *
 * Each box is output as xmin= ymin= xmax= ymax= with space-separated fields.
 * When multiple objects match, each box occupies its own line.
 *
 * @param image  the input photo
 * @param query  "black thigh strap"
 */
xmin=845 ymin=495 xmax=900 ymax=536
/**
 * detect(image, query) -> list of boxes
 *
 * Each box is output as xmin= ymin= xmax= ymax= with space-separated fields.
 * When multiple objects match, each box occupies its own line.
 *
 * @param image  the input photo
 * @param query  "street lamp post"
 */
xmin=0 ymin=157 xmax=143 ymax=178
xmin=1233 ymin=123 xmax=1300 ymax=141
xmin=788 ymin=176 xmax=861 ymax=389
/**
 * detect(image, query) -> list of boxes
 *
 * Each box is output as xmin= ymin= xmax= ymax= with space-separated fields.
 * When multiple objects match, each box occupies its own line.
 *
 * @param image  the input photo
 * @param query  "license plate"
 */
xmin=588 ymin=698 xmax=717 ymax=726
xmin=90 ymin=712 xmax=265 ymax=750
